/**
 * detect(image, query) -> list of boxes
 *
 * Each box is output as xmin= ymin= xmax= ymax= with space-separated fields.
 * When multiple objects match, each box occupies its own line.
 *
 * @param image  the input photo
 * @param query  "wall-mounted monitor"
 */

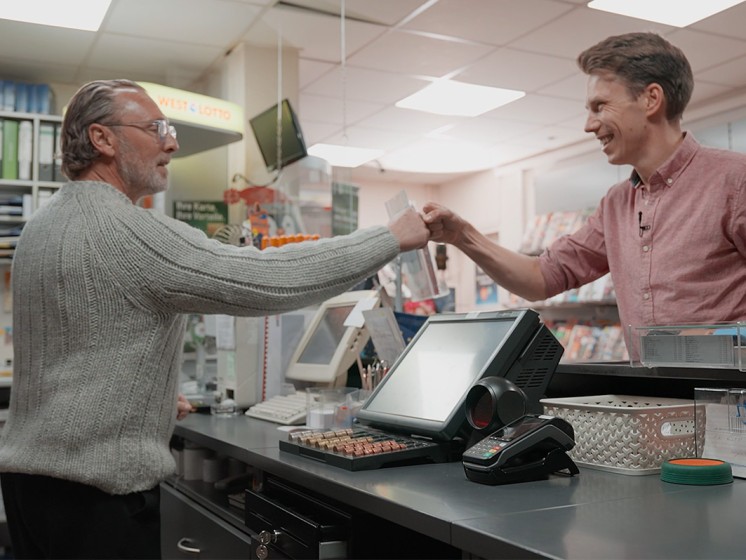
xmin=285 ymin=290 xmax=380 ymax=386
xmin=249 ymin=99 xmax=307 ymax=172
xmin=356 ymin=308 xmax=564 ymax=441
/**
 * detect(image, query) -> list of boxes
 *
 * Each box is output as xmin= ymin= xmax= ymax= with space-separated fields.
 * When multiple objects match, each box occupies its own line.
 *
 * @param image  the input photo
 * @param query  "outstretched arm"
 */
xmin=422 ymin=202 xmax=548 ymax=302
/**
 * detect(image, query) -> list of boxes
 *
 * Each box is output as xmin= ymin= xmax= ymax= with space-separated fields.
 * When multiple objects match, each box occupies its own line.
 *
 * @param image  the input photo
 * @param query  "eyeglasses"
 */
xmin=105 ymin=119 xmax=177 ymax=142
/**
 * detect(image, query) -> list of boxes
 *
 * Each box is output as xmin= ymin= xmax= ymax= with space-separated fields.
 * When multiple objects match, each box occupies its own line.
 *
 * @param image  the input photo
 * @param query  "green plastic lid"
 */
xmin=660 ymin=458 xmax=733 ymax=485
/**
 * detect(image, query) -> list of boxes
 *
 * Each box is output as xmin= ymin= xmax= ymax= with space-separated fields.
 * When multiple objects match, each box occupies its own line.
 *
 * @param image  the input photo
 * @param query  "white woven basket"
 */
xmin=540 ymin=395 xmax=699 ymax=475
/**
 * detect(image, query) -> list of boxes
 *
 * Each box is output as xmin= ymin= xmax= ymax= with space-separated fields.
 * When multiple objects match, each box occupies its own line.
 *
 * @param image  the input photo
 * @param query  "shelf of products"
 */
xmin=0 ymin=108 xmax=64 ymax=261
xmin=519 ymin=206 xmax=596 ymax=256
xmin=512 ymin=207 xmax=626 ymax=363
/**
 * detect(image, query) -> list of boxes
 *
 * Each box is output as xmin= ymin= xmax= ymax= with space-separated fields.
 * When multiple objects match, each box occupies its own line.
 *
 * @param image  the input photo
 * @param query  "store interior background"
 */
xmin=3 ymin=0 xmax=746 ymax=315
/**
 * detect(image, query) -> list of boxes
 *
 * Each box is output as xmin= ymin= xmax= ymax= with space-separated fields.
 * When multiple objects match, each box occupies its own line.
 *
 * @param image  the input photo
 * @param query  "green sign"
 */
xmin=173 ymin=200 xmax=228 ymax=236
xmin=332 ymin=182 xmax=359 ymax=236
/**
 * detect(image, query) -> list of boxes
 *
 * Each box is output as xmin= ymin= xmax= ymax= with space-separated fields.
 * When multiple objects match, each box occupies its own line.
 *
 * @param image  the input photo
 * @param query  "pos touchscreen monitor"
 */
xmin=284 ymin=290 xmax=380 ymax=386
xmin=355 ymin=308 xmax=563 ymax=441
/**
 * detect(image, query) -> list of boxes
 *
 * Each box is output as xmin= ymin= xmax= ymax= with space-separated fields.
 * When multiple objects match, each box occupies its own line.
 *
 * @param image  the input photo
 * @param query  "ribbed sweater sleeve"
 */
xmin=0 ymin=181 xmax=400 ymax=494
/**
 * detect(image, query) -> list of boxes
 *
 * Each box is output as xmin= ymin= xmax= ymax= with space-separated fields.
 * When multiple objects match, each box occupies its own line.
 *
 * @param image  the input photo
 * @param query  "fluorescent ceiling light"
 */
xmin=0 ymin=0 xmax=112 ymax=31
xmin=308 ymin=144 xmax=384 ymax=168
xmin=396 ymin=80 xmax=525 ymax=117
xmin=587 ymin=0 xmax=746 ymax=27
xmin=379 ymin=139 xmax=502 ymax=174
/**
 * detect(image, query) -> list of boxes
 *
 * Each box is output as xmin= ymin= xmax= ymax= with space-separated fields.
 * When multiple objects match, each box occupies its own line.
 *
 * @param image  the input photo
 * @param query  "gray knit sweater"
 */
xmin=0 ymin=181 xmax=399 ymax=494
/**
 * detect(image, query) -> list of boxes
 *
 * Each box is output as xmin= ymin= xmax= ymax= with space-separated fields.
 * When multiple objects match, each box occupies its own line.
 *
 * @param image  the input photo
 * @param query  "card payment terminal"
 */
xmin=463 ymin=414 xmax=579 ymax=485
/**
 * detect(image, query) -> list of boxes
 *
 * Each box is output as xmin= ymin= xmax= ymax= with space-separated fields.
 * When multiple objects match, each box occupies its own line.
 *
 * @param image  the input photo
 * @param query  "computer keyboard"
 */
xmin=245 ymin=391 xmax=308 ymax=425
xmin=279 ymin=426 xmax=453 ymax=471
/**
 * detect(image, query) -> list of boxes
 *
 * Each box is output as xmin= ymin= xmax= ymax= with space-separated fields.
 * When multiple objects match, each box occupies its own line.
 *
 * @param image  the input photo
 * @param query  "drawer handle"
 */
xmin=177 ymin=538 xmax=201 ymax=554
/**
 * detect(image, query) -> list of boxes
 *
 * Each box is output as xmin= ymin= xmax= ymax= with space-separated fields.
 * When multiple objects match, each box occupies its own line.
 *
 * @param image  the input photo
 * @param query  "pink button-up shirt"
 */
xmin=540 ymin=133 xmax=746 ymax=344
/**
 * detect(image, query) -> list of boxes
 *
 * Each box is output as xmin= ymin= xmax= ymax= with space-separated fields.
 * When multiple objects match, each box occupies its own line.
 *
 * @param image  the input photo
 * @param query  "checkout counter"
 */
xmin=164 ymin=360 xmax=746 ymax=559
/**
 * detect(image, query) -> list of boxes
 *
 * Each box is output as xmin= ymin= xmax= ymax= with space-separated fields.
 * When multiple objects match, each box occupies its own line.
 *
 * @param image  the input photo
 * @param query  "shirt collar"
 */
xmin=630 ymin=132 xmax=699 ymax=190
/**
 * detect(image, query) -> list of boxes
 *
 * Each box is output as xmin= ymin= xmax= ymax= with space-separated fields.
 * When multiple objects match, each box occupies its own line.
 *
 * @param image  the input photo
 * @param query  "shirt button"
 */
xmin=643 ymin=245 xmax=650 ymax=252
xmin=666 ymin=178 xmax=673 ymax=185
xmin=643 ymin=293 xmax=650 ymax=300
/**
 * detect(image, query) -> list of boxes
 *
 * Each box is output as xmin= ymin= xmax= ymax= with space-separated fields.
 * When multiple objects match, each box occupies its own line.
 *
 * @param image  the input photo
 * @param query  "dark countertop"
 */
xmin=174 ymin=412 xmax=744 ymax=559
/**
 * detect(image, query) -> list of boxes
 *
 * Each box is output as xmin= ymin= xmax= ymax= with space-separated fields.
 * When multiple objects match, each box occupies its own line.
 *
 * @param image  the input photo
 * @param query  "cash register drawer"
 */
xmin=245 ymin=477 xmax=349 ymax=559
xmin=161 ymin=483 xmax=255 ymax=559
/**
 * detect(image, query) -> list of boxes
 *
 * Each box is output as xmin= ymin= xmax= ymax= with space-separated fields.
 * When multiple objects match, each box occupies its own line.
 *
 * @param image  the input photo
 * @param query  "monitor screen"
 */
xmin=356 ymin=308 xmax=563 ymax=441
xmin=249 ymin=99 xmax=307 ymax=172
xmin=285 ymin=290 xmax=380 ymax=385
xmin=297 ymin=305 xmax=355 ymax=365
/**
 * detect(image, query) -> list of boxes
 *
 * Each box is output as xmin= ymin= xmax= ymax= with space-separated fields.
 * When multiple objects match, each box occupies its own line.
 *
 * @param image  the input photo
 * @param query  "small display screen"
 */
xmin=297 ymin=305 xmax=354 ymax=365
xmin=249 ymin=99 xmax=307 ymax=172
xmin=498 ymin=416 xmax=545 ymax=442
xmin=363 ymin=320 xmax=514 ymax=422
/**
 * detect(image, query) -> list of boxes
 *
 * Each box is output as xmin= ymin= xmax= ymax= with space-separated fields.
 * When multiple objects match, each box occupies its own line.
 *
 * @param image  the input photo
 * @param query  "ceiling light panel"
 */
xmin=396 ymin=80 xmax=525 ymax=117
xmin=587 ymin=0 xmax=746 ymax=27
xmin=0 ymin=0 xmax=112 ymax=31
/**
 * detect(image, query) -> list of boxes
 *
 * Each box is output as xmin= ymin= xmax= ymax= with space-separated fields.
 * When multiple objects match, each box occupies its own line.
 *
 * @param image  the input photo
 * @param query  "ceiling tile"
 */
xmin=455 ymin=48 xmax=577 ymax=93
xmin=258 ymin=7 xmax=388 ymax=62
xmin=346 ymin=29 xmax=495 ymax=77
xmin=320 ymin=125 xmax=419 ymax=151
xmin=355 ymin=106 xmax=459 ymax=135
xmin=298 ymin=120 xmax=339 ymax=145
xmin=687 ymin=81 xmax=736 ymax=109
xmin=299 ymin=93 xmax=384 ymax=125
xmin=510 ymin=123 xmax=589 ymax=150
xmin=509 ymin=8 xmax=673 ymax=59
xmin=536 ymin=73 xmax=587 ymax=103
xmin=436 ymin=118 xmax=540 ymax=145
xmin=665 ymin=28 xmax=746 ymax=73
xmin=0 ymin=20 xmax=95 ymax=66
xmin=299 ymin=59 xmax=335 ymax=88
xmin=105 ymin=0 xmax=263 ymax=47
xmin=696 ymin=56 xmax=746 ymax=88
xmin=0 ymin=56 xmax=79 ymax=85
xmin=87 ymin=35 xmax=222 ymax=84
xmin=484 ymin=94 xmax=586 ymax=126
xmin=688 ymin=2 xmax=746 ymax=40
xmin=403 ymin=0 xmax=575 ymax=46
xmin=279 ymin=0 xmax=431 ymax=26
xmin=303 ymin=66 xmax=429 ymax=104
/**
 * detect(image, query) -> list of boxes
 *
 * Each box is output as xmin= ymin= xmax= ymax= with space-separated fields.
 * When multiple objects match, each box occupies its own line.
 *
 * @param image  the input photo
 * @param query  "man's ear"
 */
xmin=643 ymin=83 xmax=666 ymax=118
xmin=88 ymin=123 xmax=116 ymax=157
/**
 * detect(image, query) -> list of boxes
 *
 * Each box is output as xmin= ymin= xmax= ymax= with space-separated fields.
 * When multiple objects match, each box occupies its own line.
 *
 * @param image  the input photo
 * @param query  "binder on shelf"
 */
xmin=0 ymin=206 xmax=23 ymax=215
xmin=53 ymin=123 xmax=63 ymax=182
xmin=38 ymin=122 xmax=55 ymax=181
xmin=0 ymin=119 xmax=3 ymax=173
xmin=0 ymin=194 xmax=24 ymax=206
xmin=2 ymin=81 xmax=14 ymax=112
xmin=0 ymin=236 xmax=19 ymax=249
xmin=17 ymin=120 xmax=32 ymax=181
xmin=14 ymin=82 xmax=29 ymax=113
xmin=33 ymin=84 xmax=52 ymax=114
xmin=1 ymin=119 xmax=19 ymax=180
xmin=22 ymin=194 xmax=32 ymax=219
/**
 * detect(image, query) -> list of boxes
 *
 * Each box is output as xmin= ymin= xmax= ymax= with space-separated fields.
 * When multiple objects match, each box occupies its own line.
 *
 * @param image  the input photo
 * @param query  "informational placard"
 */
xmin=173 ymin=200 xmax=228 ymax=236
xmin=641 ymin=335 xmax=734 ymax=368
xmin=362 ymin=307 xmax=406 ymax=366
xmin=332 ymin=182 xmax=359 ymax=236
